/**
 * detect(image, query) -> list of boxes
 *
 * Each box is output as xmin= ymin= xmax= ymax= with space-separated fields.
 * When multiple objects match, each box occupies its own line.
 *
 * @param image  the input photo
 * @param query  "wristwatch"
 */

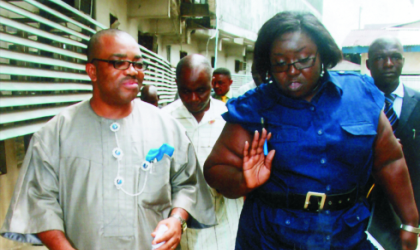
xmin=171 ymin=214 xmax=187 ymax=234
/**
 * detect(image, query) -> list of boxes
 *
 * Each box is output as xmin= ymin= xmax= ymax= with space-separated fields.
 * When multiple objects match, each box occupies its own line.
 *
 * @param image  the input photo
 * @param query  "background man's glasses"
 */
xmin=271 ymin=51 xmax=318 ymax=73
xmin=91 ymin=58 xmax=149 ymax=71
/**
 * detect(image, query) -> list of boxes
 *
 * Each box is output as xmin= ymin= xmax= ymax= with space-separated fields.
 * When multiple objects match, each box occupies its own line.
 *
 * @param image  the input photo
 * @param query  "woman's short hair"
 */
xmin=254 ymin=11 xmax=342 ymax=81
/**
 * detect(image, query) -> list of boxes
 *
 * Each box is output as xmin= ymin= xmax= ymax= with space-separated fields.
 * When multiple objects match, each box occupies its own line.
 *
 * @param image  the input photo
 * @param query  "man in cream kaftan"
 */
xmin=1 ymin=99 xmax=215 ymax=249
xmin=1 ymin=29 xmax=215 ymax=250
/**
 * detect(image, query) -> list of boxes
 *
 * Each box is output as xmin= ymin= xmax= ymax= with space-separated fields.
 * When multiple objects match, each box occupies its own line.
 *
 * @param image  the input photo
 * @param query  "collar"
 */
xmin=172 ymin=98 xmax=219 ymax=124
xmin=322 ymin=71 xmax=343 ymax=97
xmin=215 ymin=89 xmax=232 ymax=99
xmin=215 ymin=89 xmax=233 ymax=99
xmin=225 ymin=89 xmax=233 ymax=99
xmin=391 ymin=80 xmax=404 ymax=98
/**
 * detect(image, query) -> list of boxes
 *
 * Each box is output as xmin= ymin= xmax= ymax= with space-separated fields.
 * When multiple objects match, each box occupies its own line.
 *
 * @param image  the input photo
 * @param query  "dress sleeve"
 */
xmin=1 ymin=131 xmax=64 ymax=244
xmin=361 ymin=74 xmax=385 ymax=109
xmin=222 ymin=90 xmax=264 ymax=133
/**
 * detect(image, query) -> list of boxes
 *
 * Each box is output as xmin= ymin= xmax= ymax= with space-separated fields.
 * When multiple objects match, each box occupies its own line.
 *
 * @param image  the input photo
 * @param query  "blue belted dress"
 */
xmin=223 ymin=71 xmax=384 ymax=249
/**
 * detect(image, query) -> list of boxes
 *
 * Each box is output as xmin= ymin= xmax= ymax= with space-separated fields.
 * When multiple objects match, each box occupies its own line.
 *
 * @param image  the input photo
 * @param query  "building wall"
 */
xmin=92 ymin=0 xmax=324 ymax=75
xmin=96 ymin=0 xmax=128 ymax=30
xmin=218 ymin=0 xmax=322 ymax=35
xmin=95 ymin=0 xmax=144 ymax=43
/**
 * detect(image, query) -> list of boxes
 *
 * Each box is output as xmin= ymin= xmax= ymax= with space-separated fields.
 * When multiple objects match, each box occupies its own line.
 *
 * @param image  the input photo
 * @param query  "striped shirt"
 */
xmin=163 ymin=98 xmax=244 ymax=250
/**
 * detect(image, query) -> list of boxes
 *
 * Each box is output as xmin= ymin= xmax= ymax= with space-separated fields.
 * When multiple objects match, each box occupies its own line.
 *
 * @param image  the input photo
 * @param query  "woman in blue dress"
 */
xmin=203 ymin=11 xmax=418 ymax=250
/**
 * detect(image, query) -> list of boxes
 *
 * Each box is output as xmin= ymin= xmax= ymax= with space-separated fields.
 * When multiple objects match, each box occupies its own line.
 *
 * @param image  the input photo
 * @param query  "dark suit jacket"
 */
xmin=368 ymin=85 xmax=420 ymax=250
xmin=396 ymin=86 xmax=420 ymax=213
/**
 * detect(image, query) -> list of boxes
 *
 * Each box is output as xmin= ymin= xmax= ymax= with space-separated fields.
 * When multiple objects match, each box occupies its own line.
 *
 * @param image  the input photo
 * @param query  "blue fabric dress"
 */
xmin=223 ymin=71 xmax=384 ymax=250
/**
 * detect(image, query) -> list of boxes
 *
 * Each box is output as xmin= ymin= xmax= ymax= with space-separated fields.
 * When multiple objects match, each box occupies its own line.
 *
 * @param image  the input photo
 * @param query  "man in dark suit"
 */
xmin=366 ymin=37 xmax=420 ymax=249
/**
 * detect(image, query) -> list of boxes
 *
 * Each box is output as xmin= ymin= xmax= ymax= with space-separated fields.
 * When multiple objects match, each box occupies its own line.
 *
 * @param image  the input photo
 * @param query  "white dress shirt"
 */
xmin=390 ymin=81 xmax=404 ymax=118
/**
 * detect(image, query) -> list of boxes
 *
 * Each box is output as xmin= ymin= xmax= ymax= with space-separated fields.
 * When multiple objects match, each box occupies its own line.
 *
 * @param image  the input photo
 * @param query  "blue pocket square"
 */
xmin=145 ymin=143 xmax=174 ymax=162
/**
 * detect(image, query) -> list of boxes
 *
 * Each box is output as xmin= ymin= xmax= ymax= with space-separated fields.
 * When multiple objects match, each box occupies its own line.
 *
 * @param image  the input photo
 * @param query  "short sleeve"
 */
xmin=1 ymin=130 xmax=64 ymax=244
xmin=222 ymin=87 xmax=266 ymax=133
xmin=361 ymin=74 xmax=385 ymax=109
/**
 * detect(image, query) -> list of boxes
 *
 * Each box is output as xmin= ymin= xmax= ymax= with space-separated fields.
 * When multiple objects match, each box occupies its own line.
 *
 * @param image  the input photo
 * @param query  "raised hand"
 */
xmin=242 ymin=128 xmax=275 ymax=190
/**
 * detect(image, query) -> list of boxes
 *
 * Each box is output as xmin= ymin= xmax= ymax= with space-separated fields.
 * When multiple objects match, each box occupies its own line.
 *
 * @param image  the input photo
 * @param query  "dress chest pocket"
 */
xmin=338 ymin=122 xmax=377 ymax=167
xmin=341 ymin=123 xmax=377 ymax=136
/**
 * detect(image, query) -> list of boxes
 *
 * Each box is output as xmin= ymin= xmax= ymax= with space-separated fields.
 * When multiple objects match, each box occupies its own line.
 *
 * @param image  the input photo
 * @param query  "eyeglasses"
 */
xmin=90 ymin=58 xmax=149 ymax=71
xmin=271 ymin=51 xmax=318 ymax=73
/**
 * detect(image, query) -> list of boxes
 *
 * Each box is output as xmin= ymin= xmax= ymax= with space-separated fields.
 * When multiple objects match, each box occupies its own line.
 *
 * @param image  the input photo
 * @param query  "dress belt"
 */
xmin=258 ymin=188 xmax=359 ymax=212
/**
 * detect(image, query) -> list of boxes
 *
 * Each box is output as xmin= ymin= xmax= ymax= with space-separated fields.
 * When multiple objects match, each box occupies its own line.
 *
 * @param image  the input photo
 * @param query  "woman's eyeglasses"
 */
xmin=271 ymin=51 xmax=318 ymax=73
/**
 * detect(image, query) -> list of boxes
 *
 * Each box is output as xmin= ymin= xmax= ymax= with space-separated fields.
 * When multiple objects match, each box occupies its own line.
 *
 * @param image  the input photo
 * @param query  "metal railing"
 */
xmin=0 ymin=0 xmax=177 ymax=141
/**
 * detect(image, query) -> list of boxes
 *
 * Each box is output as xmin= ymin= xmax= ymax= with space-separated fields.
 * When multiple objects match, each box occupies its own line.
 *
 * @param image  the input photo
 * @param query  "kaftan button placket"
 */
xmin=113 ymin=148 xmax=123 ymax=158
xmin=141 ymin=161 xmax=151 ymax=171
xmin=110 ymin=122 xmax=120 ymax=132
xmin=114 ymin=176 xmax=124 ymax=189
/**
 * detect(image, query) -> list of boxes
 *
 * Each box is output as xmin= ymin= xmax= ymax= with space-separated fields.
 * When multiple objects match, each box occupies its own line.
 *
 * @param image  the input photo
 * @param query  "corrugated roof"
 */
xmin=342 ymin=28 xmax=420 ymax=47
xmin=393 ymin=20 xmax=420 ymax=28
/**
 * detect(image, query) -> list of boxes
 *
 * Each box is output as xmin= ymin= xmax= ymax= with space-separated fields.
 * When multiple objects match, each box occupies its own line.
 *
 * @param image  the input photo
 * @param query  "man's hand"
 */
xmin=151 ymin=217 xmax=182 ymax=250
xmin=400 ymin=230 xmax=418 ymax=250
xmin=242 ymin=129 xmax=275 ymax=190
xmin=152 ymin=208 xmax=188 ymax=250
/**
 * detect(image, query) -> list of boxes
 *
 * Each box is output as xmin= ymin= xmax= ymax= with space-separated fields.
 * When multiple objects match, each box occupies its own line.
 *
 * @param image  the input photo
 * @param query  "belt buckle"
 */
xmin=304 ymin=192 xmax=327 ymax=211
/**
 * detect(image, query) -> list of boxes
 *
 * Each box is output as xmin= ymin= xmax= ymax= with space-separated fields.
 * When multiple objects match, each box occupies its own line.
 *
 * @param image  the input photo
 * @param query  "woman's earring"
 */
xmin=320 ymin=64 xmax=324 ymax=78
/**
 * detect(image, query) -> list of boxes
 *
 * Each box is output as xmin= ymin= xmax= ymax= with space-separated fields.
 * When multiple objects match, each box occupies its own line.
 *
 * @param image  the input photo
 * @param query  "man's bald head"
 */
xmin=176 ymin=54 xmax=212 ymax=82
xmin=368 ymin=37 xmax=403 ymax=59
xmin=175 ymin=54 xmax=212 ymax=121
xmin=140 ymin=85 xmax=159 ymax=107
xmin=87 ymin=29 xmax=134 ymax=62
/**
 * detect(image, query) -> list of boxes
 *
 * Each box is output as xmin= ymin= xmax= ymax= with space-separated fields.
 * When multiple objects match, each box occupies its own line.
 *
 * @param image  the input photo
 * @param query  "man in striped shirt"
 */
xmin=163 ymin=54 xmax=243 ymax=250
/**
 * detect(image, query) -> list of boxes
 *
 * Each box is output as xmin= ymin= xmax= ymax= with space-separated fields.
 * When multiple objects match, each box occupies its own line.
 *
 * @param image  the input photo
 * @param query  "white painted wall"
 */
xmin=94 ymin=0 xmax=324 ymax=77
